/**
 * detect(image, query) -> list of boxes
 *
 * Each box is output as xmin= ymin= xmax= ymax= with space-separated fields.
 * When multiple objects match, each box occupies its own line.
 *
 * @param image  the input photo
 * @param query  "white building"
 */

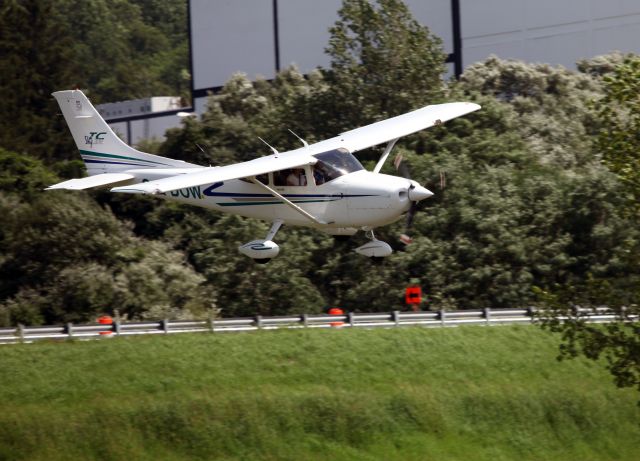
xmin=97 ymin=96 xmax=184 ymax=146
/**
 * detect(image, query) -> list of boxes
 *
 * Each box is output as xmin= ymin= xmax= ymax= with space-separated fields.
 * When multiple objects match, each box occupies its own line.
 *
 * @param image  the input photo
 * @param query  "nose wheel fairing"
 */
xmin=354 ymin=230 xmax=393 ymax=259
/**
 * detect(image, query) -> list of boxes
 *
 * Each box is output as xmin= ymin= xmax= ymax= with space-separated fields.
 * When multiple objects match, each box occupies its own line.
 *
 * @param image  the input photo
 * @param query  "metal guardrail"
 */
xmin=0 ymin=307 xmax=634 ymax=344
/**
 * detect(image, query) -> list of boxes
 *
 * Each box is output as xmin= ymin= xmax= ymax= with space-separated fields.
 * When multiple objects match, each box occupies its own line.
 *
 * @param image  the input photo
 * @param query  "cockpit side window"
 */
xmin=312 ymin=148 xmax=364 ymax=185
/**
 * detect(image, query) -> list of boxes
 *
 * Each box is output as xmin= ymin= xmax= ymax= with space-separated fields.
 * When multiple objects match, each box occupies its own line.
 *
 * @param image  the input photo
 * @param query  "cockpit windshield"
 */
xmin=312 ymin=148 xmax=364 ymax=185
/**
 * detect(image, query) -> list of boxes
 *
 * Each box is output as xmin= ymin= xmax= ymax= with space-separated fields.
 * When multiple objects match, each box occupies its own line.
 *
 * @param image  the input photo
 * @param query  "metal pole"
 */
xmin=484 ymin=307 xmax=491 ymax=325
xmin=451 ymin=0 xmax=463 ymax=78
xmin=393 ymin=311 xmax=400 ymax=327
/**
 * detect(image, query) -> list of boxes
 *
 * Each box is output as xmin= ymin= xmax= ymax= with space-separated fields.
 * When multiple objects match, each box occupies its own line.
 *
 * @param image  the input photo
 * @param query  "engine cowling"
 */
xmin=238 ymin=240 xmax=280 ymax=260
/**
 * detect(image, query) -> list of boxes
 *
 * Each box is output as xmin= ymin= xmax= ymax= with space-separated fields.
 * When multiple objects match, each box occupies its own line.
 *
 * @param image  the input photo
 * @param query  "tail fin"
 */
xmin=53 ymin=90 xmax=195 ymax=175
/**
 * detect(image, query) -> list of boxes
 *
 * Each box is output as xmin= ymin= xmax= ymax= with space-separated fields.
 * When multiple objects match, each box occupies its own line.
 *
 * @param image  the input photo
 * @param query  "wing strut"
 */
xmin=249 ymin=178 xmax=327 ymax=226
xmin=372 ymin=138 xmax=399 ymax=174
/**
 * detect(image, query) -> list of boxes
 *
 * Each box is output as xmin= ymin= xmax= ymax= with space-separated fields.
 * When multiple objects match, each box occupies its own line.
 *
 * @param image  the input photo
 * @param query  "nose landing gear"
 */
xmin=354 ymin=230 xmax=392 ymax=262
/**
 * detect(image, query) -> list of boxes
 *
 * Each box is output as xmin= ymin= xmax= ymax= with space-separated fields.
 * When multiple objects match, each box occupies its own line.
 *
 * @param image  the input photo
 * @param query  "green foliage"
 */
xmin=0 ymin=0 xmax=79 ymax=161
xmin=459 ymin=55 xmax=602 ymax=167
xmin=0 ymin=150 xmax=213 ymax=326
xmin=596 ymin=54 xmax=640 ymax=211
xmin=324 ymin=0 xmax=446 ymax=131
xmin=164 ymin=213 xmax=329 ymax=317
xmin=0 ymin=0 xmax=188 ymax=162
xmin=0 ymin=326 xmax=638 ymax=460
xmin=0 ymin=148 xmax=58 ymax=197
xmin=536 ymin=282 xmax=640 ymax=396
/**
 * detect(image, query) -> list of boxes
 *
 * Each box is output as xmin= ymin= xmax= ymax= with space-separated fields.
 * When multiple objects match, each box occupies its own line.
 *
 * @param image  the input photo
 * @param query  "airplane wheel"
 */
xmin=254 ymin=258 xmax=272 ymax=264
xmin=333 ymin=235 xmax=351 ymax=243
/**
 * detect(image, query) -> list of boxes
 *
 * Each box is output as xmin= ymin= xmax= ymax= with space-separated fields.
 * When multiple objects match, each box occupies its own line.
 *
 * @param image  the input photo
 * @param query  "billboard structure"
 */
xmin=188 ymin=0 xmax=461 ymax=112
xmin=104 ymin=0 xmax=640 ymax=144
xmin=189 ymin=0 xmax=640 ymax=112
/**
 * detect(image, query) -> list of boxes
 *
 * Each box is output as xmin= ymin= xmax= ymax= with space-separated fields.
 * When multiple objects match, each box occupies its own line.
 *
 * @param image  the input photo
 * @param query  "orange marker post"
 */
xmin=98 ymin=315 xmax=113 ymax=335
xmin=328 ymin=307 xmax=344 ymax=327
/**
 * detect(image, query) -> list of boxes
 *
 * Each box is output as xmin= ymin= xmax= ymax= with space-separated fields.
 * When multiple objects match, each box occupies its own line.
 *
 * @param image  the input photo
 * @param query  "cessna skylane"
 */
xmin=48 ymin=90 xmax=480 ymax=263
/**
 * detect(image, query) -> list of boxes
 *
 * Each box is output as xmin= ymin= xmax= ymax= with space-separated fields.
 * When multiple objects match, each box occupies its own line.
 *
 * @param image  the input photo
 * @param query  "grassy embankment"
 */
xmin=0 ymin=325 xmax=638 ymax=460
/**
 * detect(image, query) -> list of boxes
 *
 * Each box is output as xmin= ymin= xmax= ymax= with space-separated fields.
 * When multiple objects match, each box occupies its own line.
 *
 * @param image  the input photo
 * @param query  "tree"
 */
xmin=0 ymin=0 xmax=79 ymax=161
xmin=595 ymin=54 xmax=640 ymax=213
xmin=0 ymin=0 xmax=189 ymax=162
xmin=459 ymin=55 xmax=602 ymax=168
xmin=533 ymin=55 xmax=640 ymax=397
xmin=0 ymin=149 xmax=215 ymax=326
xmin=317 ymin=0 xmax=446 ymax=143
xmin=536 ymin=281 xmax=640 ymax=397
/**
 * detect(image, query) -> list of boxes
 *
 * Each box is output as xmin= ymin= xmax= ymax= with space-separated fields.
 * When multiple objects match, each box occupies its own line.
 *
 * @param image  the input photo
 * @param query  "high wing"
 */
xmin=111 ymin=151 xmax=317 ymax=195
xmin=310 ymin=102 xmax=481 ymax=154
xmin=111 ymin=101 xmax=479 ymax=195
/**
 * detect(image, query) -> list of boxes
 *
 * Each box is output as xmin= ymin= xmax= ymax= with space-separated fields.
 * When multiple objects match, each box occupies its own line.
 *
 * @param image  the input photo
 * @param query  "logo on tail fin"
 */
xmin=84 ymin=132 xmax=106 ymax=147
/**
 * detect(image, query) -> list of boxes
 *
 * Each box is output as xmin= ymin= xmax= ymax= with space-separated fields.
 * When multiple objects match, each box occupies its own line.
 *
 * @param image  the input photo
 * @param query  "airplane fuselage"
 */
xmin=135 ymin=169 xmax=414 ymax=232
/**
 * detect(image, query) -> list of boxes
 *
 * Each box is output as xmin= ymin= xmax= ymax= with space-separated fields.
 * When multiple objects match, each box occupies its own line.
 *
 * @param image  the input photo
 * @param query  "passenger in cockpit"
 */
xmin=285 ymin=168 xmax=307 ymax=186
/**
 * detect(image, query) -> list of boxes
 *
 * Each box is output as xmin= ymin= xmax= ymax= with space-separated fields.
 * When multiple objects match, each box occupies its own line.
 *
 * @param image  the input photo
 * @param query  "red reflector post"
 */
xmin=328 ymin=307 xmax=344 ymax=327
xmin=98 ymin=315 xmax=113 ymax=335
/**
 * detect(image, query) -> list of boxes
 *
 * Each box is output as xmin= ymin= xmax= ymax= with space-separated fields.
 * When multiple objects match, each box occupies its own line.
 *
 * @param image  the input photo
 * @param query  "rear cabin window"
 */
xmin=273 ymin=168 xmax=307 ymax=186
xmin=239 ymin=173 xmax=269 ymax=184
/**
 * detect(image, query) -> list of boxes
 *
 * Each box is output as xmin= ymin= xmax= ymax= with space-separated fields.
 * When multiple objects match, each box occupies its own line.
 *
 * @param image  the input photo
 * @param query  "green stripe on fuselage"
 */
xmin=79 ymin=150 xmax=168 ymax=166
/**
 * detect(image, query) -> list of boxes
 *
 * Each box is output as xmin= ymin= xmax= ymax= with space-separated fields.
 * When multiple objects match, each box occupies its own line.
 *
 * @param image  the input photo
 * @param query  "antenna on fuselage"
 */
xmin=258 ymin=137 xmax=279 ymax=157
xmin=194 ymin=143 xmax=214 ymax=166
xmin=288 ymin=129 xmax=309 ymax=148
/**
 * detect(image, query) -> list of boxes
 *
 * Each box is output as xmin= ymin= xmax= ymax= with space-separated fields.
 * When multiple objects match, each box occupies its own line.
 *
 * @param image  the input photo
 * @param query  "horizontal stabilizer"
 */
xmin=45 ymin=173 xmax=135 ymax=190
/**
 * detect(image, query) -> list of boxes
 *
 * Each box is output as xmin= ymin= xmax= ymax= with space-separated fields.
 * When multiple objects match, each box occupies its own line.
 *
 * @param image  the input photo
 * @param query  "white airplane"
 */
xmin=49 ymin=90 xmax=480 ymax=263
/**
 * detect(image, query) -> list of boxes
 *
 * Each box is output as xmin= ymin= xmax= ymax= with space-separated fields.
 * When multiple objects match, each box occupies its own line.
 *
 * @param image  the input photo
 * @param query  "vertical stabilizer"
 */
xmin=52 ymin=90 xmax=195 ymax=175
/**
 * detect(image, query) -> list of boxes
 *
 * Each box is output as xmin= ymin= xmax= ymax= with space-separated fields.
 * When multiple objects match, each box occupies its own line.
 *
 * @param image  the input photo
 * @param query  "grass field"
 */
xmin=0 ymin=325 xmax=638 ymax=460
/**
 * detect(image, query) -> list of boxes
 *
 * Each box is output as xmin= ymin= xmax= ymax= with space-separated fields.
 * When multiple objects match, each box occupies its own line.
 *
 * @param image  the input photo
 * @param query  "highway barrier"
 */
xmin=0 ymin=307 xmax=633 ymax=344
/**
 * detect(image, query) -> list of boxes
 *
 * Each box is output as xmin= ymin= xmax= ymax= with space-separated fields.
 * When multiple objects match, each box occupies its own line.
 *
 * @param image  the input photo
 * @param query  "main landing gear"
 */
xmin=354 ymin=230 xmax=393 ymax=263
xmin=240 ymin=224 xmax=393 ymax=264
xmin=238 ymin=220 xmax=283 ymax=264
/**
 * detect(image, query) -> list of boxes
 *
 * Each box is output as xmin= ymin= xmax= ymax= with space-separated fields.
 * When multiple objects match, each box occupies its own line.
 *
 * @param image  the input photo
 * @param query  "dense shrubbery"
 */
xmin=0 ymin=0 xmax=638 ymax=339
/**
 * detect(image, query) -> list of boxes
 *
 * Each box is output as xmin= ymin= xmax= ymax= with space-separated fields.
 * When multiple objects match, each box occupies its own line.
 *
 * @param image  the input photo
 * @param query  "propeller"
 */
xmin=394 ymin=153 xmax=433 ymax=245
